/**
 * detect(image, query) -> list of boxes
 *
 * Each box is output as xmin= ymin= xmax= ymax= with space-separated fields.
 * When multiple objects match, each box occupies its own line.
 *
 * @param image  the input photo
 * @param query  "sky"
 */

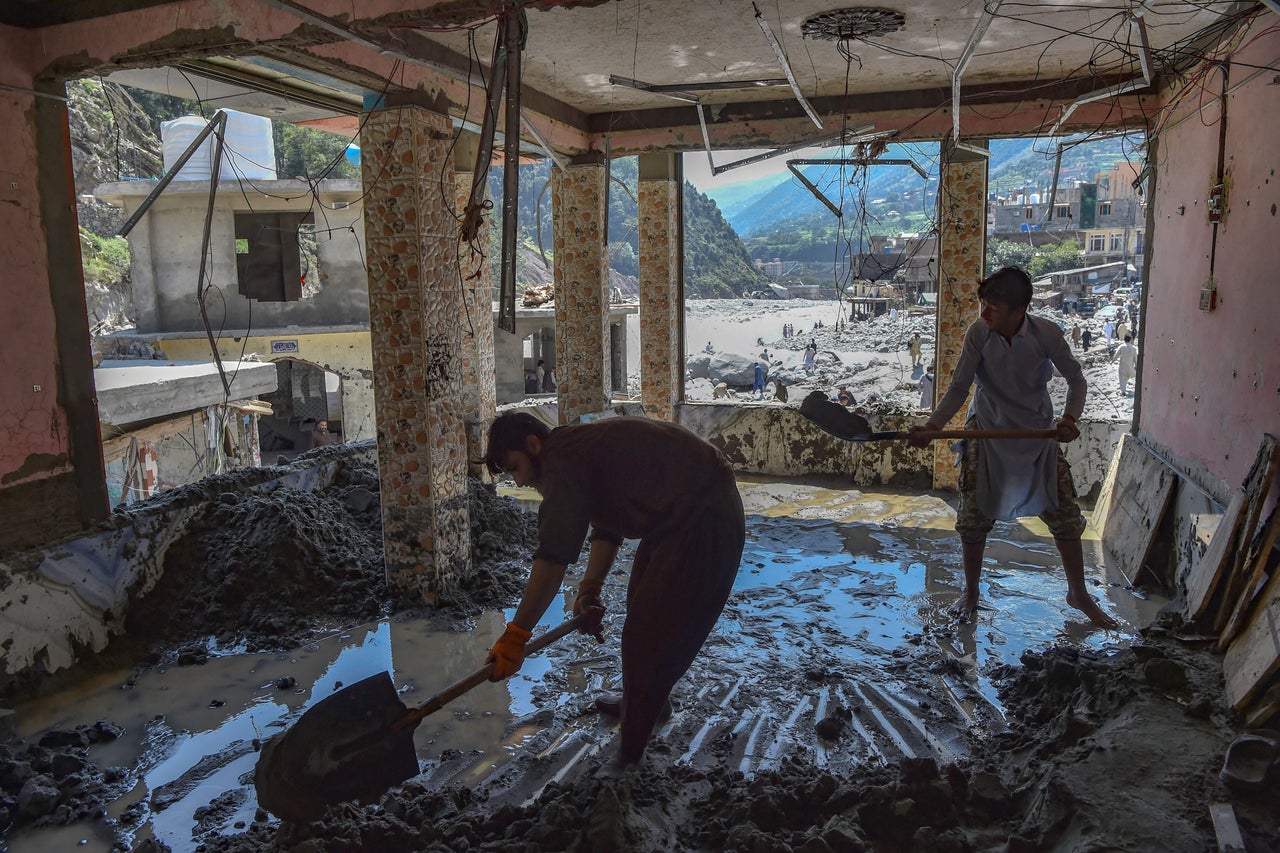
xmin=680 ymin=146 xmax=837 ymax=193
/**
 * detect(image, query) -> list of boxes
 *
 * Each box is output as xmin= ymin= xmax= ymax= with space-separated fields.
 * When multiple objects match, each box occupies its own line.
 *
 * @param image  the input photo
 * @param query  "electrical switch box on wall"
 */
xmin=1200 ymin=284 xmax=1218 ymax=312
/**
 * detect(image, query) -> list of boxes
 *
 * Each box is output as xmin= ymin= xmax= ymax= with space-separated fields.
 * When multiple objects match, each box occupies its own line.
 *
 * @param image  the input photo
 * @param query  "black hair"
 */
xmin=979 ymin=266 xmax=1033 ymax=310
xmin=1123 ymin=334 xmax=1133 ymax=343
xmin=485 ymin=412 xmax=551 ymax=476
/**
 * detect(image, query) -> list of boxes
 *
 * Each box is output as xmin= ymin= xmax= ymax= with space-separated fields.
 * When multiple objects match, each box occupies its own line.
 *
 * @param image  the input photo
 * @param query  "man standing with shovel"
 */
xmin=906 ymin=267 xmax=1117 ymax=630
xmin=483 ymin=412 xmax=746 ymax=773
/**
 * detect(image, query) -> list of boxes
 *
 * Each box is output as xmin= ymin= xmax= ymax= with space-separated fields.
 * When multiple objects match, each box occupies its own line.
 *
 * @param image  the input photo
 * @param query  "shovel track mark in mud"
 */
xmin=196 ymin=635 xmax=1278 ymax=853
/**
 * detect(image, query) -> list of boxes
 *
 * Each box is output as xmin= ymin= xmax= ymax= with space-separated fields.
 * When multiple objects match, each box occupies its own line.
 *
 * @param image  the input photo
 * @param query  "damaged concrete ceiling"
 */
xmin=7 ymin=1 xmax=1260 ymax=148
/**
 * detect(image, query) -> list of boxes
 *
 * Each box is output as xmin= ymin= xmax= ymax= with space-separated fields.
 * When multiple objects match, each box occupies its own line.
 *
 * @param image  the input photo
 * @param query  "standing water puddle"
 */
xmin=6 ymin=481 xmax=1158 ymax=850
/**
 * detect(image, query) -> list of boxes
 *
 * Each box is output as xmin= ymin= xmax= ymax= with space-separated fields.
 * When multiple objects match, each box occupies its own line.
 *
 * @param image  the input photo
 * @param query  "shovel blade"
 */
xmin=799 ymin=390 xmax=874 ymax=441
xmin=255 ymin=671 xmax=420 ymax=823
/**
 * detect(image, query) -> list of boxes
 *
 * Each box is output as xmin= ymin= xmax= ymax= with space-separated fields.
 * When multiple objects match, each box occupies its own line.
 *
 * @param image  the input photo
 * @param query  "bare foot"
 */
xmin=597 ymin=754 xmax=639 ymax=780
xmin=1066 ymin=592 xmax=1120 ymax=630
xmin=949 ymin=593 xmax=979 ymax=623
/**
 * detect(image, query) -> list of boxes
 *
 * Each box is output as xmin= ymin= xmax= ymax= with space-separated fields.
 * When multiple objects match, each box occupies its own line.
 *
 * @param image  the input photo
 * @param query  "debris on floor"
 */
xmin=1 ymin=457 xmax=1276 ymax=852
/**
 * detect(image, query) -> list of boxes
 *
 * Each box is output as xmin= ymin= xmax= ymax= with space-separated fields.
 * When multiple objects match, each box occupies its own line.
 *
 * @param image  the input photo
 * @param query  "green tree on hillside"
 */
xmin=987 ymin=237 xmax=1082 ymax=277
xmin=986 ymin=238 xmax=1037 ymax=274
xmin=1028 ymin=239 xmax=1084 ymax=277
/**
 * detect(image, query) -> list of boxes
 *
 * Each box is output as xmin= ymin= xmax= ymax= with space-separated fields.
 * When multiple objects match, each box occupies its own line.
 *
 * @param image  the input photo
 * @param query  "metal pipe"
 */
xmin=711 ymin=127 xmax=873 ymax=176
xmin=752 ymin=3 xmax=823 ymax=130
xmin=608 ymin=75 xmax=699 ymax=105
xmin=1045 ymin=10 xmax=1152 ymax=138
xmin=952 ymin=1 xmax=1002 ymax=143
xmin=520 ymin=112 xmax=565 ymax=170
xmin=786 ymin=161 xmax=842 ymax=218
xmin=460 ymin=22 xmax=509 ymax=243
xmin=194 ymin=112 xmax=232 ymax=400
xmin=696 ymin=102 xmax=715 ymax=175
xmin=116 ymin=113 xmax=226 ymax=237
xmin=795 ymin=157 xmax=928 ymax=180
xmin=498 ymin=10 xmax=522 ymax=335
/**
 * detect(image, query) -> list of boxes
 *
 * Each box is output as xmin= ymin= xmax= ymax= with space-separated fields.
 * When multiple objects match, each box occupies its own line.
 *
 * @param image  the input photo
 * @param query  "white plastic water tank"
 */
xmin=161 ymin=109 xmax=277 ymax=181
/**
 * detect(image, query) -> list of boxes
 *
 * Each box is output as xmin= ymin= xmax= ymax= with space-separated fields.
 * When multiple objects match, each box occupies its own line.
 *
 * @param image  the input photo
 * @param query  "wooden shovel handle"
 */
xmin=397 ymin=614 xmax=586 ymax=730
xmin=873 ymin=428 xmax=1059 ymax=441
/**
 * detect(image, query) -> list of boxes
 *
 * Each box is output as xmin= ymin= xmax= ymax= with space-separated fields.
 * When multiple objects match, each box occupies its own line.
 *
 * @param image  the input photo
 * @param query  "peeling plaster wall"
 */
xmin=1142 ymin=23 xmax=1280 ymax=498
xmin=677 ymin=404 xmax=1119 ymax=498
xmin=0 ymin=28 xmax=82 ymax=551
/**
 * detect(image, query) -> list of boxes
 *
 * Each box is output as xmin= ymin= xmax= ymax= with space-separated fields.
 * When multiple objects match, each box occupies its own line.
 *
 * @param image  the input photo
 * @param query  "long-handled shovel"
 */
xmin=254 ymin=614 xmax=586 ymax=823
xmin=798 ymin=391 xmax=1057 ymax=442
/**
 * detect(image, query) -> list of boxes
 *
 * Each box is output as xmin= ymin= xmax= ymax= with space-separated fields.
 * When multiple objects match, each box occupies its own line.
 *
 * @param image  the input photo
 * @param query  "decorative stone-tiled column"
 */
xmin=360 ymin=96 xmax=471 ymax=603
xmin=453 ymin=134 xmax=496 ymax=477
xmin=552 ymin=154 xmax=610 ymax=424
xmin=637 ymin=152 xmax=682 ymax=421
xmin=932 ymin=141 xmax=989 ymax=490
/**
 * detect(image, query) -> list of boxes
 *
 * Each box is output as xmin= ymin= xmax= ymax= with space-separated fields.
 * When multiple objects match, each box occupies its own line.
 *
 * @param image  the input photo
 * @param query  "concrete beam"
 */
xmin=94 ymin=360 xmax=279 ymax=427
xmin=587 ymin=79 xmax=1154 ymax=154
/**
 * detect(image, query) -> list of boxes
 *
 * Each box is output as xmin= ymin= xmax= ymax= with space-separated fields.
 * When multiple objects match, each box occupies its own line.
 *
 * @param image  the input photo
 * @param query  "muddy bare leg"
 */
xmin=1056 ymin=538 xmax=1119 ymax=629
xmin=953 ymin=539 xmax=984 ymax=620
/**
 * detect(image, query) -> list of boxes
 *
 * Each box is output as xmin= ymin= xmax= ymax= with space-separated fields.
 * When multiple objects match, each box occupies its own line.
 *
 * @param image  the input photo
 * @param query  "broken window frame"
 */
xmin=234 ymin=211 xmax=316 ymax=303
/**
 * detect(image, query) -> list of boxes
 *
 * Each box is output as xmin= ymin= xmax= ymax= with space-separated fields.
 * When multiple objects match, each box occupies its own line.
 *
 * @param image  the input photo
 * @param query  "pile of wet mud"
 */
xmin=0 ymin=722 xmax=125 ymax=835
xmin=985 ymin=636 xmax=1276 ymax=851
xmin=188 ymin=633 xmax=1276 ymax=853
xmin=125 ymin=459 xmax=537 ymax=657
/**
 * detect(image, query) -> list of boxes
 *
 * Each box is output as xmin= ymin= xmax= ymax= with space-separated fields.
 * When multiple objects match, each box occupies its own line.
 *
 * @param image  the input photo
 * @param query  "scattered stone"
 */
xmin=17 ymin=775 xmax=60 ymax=819
xmin=1142 ymin=658 xmax=1187 ymax=689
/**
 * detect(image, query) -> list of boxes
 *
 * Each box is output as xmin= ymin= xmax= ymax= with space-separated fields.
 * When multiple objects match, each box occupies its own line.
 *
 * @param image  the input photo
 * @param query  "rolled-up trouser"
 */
xmin=955 ymin=438 xmax=1087 ymax=544
xmin=618 ymin=476 xmax=745 ymax=762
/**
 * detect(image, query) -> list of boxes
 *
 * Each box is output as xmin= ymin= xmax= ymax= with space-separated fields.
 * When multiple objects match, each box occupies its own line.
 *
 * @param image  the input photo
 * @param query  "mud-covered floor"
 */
xmin=3 ymin=456 xmax=1277 ymax=852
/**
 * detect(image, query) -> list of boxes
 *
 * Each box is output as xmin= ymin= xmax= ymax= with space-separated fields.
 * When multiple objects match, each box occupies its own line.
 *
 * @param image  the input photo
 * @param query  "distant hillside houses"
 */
xmin=989 ymin=161 xmax=1145 ymax=273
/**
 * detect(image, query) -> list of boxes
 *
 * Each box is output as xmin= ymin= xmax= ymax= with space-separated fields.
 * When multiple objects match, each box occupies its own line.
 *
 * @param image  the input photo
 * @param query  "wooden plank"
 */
xmin=1243 ymin=679 xmax=1280 ymax=729
xmin=1218 ymin=503 xmax=1280 ymax=648
xmin=102 ymin=412 xmax=204 ymax=462
xmin=1210 ymin=448 xmax=1280 ymax=634
xmin=1090 ymin=432 xmax=1126 ymax=533
xmin=1187 ymin=434 xmax=1277 ymax=621
xmin=1172 ymin=485 xmax=1226 ymax=597
xmin=1096 ymin=436 xmax=1175 ymax=587
xmin=1210 ymin=803 xmax=1246 ymax=853
xmin=1224 ymin=568 xmax=1280 ymax=709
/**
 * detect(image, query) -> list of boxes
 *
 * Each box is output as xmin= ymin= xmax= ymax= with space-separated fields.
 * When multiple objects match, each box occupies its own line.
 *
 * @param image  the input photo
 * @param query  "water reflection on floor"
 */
xmin=7 ymin=476 xmax=1160 ymax=851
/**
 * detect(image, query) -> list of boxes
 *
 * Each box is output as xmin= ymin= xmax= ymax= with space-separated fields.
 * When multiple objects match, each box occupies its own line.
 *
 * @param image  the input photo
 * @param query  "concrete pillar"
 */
xmin=932 ymin=140 xmax=989 ymax=490
xmin=452 ymin=134 xmax=496 ymax=478
xmin=552 ymin=155 xmax=610 ymax=423
xmin=637 ymin=152 xmax=683 ymax=421
xmin=360 ymin=96 xmax=470 ymax=603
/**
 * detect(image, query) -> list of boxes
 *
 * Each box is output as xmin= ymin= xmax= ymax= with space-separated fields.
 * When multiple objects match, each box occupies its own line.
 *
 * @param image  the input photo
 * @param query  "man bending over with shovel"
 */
xmin=906 ymin=266 xmax=1118 ymax=630
xmin=483 ymin=412 xmax=746 ymax=772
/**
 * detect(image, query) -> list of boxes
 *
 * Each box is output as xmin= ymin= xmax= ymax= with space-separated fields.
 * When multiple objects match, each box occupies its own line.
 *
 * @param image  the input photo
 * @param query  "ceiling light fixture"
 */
xmin=801 ymin=8 xmax=905 ymax=42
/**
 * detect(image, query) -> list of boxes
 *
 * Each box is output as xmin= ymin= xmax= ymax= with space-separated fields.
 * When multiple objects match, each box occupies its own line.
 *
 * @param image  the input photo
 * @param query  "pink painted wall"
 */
xmin=1142 ymin=23 xmax=1280 ymax=495
xmin=0 ymin=25 xmax=71 ymax=485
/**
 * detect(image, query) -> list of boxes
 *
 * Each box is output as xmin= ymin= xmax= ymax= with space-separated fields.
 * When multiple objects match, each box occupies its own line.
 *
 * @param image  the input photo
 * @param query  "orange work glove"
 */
xmin=487 ymin=622 xmax=532 ymax=681
xmin=573 ymin=577 xmax=606 ymax=643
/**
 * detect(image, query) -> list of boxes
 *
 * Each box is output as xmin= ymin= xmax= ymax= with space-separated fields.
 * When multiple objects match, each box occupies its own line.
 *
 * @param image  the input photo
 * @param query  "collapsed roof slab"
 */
xmin=94 ymin=359 xmax=279 ymax=427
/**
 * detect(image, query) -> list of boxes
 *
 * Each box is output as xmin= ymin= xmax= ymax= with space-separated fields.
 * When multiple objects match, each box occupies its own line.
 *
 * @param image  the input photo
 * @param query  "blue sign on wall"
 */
xmin=271 ymin=340 xmax=299 ymax=354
